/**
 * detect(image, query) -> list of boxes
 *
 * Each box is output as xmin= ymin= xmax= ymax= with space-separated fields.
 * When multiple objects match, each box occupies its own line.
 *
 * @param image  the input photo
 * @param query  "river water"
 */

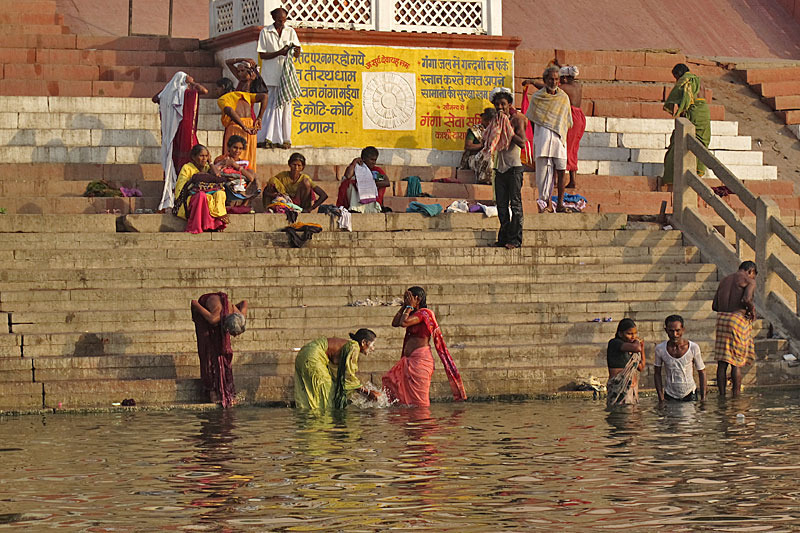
xmin=2 ymin=392 xmax=800 ymax=531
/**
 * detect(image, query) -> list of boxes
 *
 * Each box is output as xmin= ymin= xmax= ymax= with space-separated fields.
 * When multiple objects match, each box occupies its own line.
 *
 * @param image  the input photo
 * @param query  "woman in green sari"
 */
xmin=662 ymin=63 xmax=711 ymax=185
xmin=294 ymin=328 xmax=380 ymax=410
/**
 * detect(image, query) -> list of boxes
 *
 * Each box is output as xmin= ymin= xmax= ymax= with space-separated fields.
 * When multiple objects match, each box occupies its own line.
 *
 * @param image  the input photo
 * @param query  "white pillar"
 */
xmin=374 ymin=0 xmax=393 ymax=31
xmin=486 ymin=0 xmax=503 ymax=35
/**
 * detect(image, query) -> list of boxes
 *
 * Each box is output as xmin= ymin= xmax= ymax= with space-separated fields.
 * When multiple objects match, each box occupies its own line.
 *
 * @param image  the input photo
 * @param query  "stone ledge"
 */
xmin=120 ymin=212 xmax=629 ymax=233
xmin=0 ymin=214 xmax=118 ymax=233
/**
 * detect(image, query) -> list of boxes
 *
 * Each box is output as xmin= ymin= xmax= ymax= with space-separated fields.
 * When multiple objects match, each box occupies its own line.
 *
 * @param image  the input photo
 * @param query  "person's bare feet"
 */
xmin=504 ymin=243 xmax=518 ymax=249
xmin=556 ymin=204 xmax=568 ymax=213
xmin=565 ymin=181 xmax=576 ymax=189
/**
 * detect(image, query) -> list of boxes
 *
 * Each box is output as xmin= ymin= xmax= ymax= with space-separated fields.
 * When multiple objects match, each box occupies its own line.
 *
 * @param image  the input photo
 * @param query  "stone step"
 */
xmin=9 ymin=308 xmax=732 ymax=334
xmin=0 ymin=382 xmax=43 ymax=410
xmin=3 ymin=297 xmax=721 ymax=326
xmin=0 ymin=247 xmax=706 ymax=271
xmin=745 ymin=66 xmax=800 ymax=84
xmin=0 ymin=64 xmax=221 ymax=85
xmin=0 ymin=226 xmax=685 ymax=249
xmin=777 ymin=110 xmax=800 ymax=125
xmin=0 ymin=245 xmax=701 ymax=272
xmin=7 ymin=317 xmax=743 ymax=348
xmin=767 ymin=95 xmax=800 ymax=111
xmin=0 ymin=23 xmax=67 ymax=36
xmin=754 ymin=80 xmax=800 ymax=98
xmin=2 ymin=295 xmax=718 ymax=317
xmin=0 ymin=211 xmax=628 ymax=233
xmin=2 ymin=291 xmax=716 ymax=319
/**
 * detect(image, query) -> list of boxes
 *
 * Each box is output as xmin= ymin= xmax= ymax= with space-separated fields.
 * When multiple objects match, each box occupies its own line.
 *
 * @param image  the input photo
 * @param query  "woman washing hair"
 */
xmin=383 ymin=286 xmax=467 ymax=406
xmin=294 ymin=329 xmax=381 ymax=410
xmin=606 ymin=318 xmax=646 ymax=406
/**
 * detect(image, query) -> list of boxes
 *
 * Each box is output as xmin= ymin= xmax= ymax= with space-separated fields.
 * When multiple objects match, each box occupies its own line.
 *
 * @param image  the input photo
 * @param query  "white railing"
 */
xmin=671 ymin=117 xmax=800 ymax=352
xmin=209 ymin=0 xmax=502 ymax=37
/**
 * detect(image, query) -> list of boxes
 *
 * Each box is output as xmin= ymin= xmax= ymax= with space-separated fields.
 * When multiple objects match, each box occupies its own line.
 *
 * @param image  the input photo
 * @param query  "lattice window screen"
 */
xmin=394 ymin=0 xmax=483 ymax=30
xmin=286 ymin=0 xmax=373 ymax=28
xmin=241 ymin=0 xmax=262 ymax=26
xmin=214 ymin=1 xmax=235 ymax=33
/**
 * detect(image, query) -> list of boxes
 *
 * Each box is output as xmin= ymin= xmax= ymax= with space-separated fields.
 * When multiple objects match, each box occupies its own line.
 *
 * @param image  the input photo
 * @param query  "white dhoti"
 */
xmin=258 ymin=85 xmax=292 ymax=145
xmin=533 ymin=123 xmax=567 ymax=211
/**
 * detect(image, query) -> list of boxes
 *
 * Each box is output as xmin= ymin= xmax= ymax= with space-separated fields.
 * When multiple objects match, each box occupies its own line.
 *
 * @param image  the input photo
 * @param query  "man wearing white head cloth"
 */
xmin=257 ymin=6 xmax=302 ymax=149
xmin=525 ymin=65 xmax=572 ymax=212
xmin=153 ymin=72 xmax=208 ymax=212
xmin=559 ymin=65 xmax=585 ymax=189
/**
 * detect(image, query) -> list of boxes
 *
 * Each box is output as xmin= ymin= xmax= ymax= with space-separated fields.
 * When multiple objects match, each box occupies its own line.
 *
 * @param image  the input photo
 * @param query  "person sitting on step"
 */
xmin=173 ymin=144 xmax=229 ymax=234
xmin=336 ymin=146 xmax=391 ymax=213
xmin=214 ymin=134 xmax=260 ymax=210
xmin=263 ymin=152 xmax=328 ymax=213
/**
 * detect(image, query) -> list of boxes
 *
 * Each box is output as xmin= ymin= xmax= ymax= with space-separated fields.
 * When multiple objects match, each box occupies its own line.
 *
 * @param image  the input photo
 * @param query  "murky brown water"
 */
xmin=2 ymin=393 xmax=800 ymax=531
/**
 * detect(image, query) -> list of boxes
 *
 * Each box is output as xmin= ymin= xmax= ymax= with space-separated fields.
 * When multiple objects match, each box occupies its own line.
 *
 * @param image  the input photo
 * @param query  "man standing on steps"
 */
xmin=490 ymin=87 xmax=528 ymax=250
xmin=712 ymin=261 xmax=757 ymax=397
xmin=559 ymin=66 xmax=584 ymax=190
xmin=256 ymin=7 xmax=301 ymax=149
xmin=525 ymin=65 xmax=572 ymax=213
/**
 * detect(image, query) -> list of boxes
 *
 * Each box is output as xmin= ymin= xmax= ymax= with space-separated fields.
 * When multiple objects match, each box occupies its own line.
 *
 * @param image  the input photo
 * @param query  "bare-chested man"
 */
xmin=711 ymin=261 xmax=757 ymax=397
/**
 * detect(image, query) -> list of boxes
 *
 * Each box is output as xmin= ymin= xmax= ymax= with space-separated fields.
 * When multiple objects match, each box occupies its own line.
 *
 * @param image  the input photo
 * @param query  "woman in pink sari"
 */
xmin=382 ymin=286 xmax=467 ymax=407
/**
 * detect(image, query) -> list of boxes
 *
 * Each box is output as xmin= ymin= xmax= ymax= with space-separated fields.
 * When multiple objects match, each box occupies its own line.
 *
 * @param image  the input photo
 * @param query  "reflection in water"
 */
xmin=2 ymin=392 xmax=800 ymax=529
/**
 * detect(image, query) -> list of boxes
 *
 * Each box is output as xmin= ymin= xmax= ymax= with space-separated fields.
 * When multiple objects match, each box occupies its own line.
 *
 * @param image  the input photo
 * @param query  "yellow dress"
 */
xmin=267 ymin=171 xmax=315 ymax=197
xmin=294 ymin=337 xmax=362 ymax=410
xmin=174 ymin=162 xmax=227 ymax=220
xmin=217 ymin=91 xmax=258 ymax=171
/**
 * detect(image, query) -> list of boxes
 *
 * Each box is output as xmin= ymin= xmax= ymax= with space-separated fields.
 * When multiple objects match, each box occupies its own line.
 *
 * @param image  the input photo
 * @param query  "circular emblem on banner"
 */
xmin=362 ymin=72 xmax=416 ymax=130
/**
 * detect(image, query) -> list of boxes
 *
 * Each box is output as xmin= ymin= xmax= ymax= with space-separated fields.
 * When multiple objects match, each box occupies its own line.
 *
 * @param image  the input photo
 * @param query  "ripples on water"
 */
xmin=2 ymin=392 xmax=800 ymax=531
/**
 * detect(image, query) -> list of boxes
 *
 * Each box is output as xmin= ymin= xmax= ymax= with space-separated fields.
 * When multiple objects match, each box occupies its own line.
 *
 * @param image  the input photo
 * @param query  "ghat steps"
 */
xmin=0 ymin=97 xmax=787 ymax=218
xmin=0 ymin=213 xmax=795 ymax=411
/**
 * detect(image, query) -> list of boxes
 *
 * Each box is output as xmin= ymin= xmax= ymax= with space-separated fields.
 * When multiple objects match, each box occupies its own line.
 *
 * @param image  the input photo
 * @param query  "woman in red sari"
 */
xmin=382 ymin=286 xmax=467 ymax=407
xmin=154 ymin=72 xmax=208 ymax=212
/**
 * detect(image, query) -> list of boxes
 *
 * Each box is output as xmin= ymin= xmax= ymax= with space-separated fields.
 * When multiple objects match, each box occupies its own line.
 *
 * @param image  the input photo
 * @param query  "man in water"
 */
xmin=712 ymin=261 xmax=757 ymax=397
xmin=654 ymin=314 xmax=706 ymax=402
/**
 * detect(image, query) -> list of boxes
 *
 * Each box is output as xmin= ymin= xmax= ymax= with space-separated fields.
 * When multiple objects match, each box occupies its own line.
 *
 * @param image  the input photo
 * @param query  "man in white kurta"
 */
xmin=256 ymin=7 xmax=301 ymax=148
xmin=526 ymin=66 xmax=572 ymax=213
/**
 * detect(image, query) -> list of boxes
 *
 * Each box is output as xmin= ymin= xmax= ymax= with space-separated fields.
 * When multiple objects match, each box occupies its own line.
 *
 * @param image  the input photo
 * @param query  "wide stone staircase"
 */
xmin=0 ymin=212 xmax=794 ymax=412
xmin=0 ymin=7 xmax=798 ymax=412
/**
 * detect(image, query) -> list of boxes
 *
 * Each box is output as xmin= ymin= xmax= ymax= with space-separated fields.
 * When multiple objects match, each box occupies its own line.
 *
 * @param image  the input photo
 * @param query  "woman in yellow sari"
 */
xmin=294 ymin=328 xmax=381 ymax=410
xmin=173 ymin=144 xmax=229 ymax=233
xmin=215 ymin=78 xmax=267 ymax=173
xmin=662 ymin=63 xmax=711 ymax=185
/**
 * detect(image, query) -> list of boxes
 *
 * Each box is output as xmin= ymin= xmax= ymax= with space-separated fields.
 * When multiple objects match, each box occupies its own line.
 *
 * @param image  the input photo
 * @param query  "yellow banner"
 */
xmin=292 ymin=44 xmax=514 ymax=150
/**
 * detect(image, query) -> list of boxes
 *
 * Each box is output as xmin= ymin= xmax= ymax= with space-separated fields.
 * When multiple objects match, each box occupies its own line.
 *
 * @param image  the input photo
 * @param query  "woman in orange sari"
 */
xmin=382 ymin=286 xmax=467 ymax=407
xmin=215 ymin=78 xmax=267 ymax=173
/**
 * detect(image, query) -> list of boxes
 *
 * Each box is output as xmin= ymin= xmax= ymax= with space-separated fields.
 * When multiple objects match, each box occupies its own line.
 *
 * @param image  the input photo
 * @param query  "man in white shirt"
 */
xmin=256 ymin=7 xmax=301 ymax=149
xmin=654 ymin=314 xmax=707 ymax=402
